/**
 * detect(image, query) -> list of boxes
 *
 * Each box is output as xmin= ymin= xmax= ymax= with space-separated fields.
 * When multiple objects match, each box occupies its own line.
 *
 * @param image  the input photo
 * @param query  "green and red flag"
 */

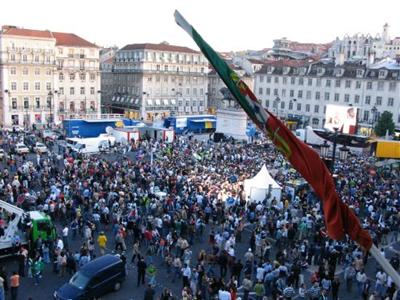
xmin=174 ymin=10 xmax=372 ymax=250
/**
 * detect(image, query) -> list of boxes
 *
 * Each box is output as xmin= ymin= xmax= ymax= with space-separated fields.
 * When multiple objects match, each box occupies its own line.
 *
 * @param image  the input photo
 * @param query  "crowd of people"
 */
xmin=0 ymin=127 xmax=399 ymax=300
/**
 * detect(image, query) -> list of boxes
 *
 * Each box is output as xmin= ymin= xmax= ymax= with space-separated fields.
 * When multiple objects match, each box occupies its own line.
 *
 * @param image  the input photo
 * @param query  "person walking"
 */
xmin=97 ymin=231 xmax=107 ymax=256
xmin=10 ymin=271 xmax=20 ymax=300
xmin=137 ymin=258 xmax=147 ymax=287
xmin=0 ymin=275 xmax=5 ymax=300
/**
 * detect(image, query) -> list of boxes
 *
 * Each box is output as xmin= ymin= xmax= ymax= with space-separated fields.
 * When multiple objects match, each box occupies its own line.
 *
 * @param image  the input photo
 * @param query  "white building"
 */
xmin=103 ymin=42 xmax=209 ymax=121
xmin=329 ymin=23 xmax=400 ymax=61
xmin=0 ymin=25 xmax=100 ymax=127
xmin=254 ymin=59 xmax=400 ymax=133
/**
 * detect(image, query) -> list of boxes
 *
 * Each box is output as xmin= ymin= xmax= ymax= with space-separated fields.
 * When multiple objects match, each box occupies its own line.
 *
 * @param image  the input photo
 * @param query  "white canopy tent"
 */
xmin=244 ymin=165 xmax=282 ymax=203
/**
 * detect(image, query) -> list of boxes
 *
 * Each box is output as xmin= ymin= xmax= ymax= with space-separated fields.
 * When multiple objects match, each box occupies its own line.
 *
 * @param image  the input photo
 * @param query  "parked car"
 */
xmin=15 ymin=143 xmax=30 ymax=155
xmin=42 ymin=130 xmax=57 ymax=140
xmin=54 ymin=254 xmax=126 ymax=300
xmin=32 ymin=142 xmax=48 ymax=153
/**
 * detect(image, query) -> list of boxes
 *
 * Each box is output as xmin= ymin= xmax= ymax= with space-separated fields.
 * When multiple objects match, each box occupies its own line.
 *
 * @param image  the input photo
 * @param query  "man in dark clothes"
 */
xmin=143 ymin=284 xmax=155 ymax=300
xmin=137 ymin=258 xmax=147 ymax=287
xmin=231 ymin=259 xmax=244 ymax=283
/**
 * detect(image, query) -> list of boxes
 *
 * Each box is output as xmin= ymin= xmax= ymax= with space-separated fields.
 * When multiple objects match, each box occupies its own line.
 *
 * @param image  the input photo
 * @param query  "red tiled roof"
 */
xmin=2 ymin=26 xmax=98 ymax=48
xmin=2 ymin=27 xmax=53 ymax=39
xmin=120 ymin=43 xmax=198 ymax=53
xmin=53 ymin=32 xmax=98 ymax=48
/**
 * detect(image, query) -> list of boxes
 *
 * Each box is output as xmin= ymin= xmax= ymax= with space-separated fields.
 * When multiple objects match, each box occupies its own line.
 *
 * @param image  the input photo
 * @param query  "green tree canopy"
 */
xmin=374 ymin=111 xmax=395 ymax=136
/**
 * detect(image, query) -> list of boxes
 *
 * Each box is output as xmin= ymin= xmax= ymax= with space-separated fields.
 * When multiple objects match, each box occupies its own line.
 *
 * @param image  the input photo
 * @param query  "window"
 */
xmin=59 ymin=87 xmax=64 ymax=95
xmin=363 ymin=110 xmax=369 ymax=121
xmin=280 ymin=101 xmax=285 ymax=109
xmin=70 ymin=87 xmax=75 ymax=95
xmin=59 ymin=73 xmax=64 ymax=81
xmin=10 ymin=54 xmax=15 ymax=62
xmin=306 ymin=91 xmax=311 ymax=100
xmin=366 ymin=82 xmax=372 ymax=89
xmin=289 ymin=101 xmax=293 ymax=110
xmin=354 ymin=95 xmax=360 ymax=103
xmin=24 ymin=98 xmax=29 ymax=109
xmin=298 ymin=78 xmax=304 ymax=85
xmin=80 ymin=87 xmax=85 ymax=95
xmin=345 ymin=80 xmax=351 ymax=88
xmin=258 ymin=88 xmax=263 ymax=95
xmin=388 ymin=97 xmax=394 ymax=106
xmin=314 ymin=105 xmax=319 ymax=113
xmin=389 ymin=82 xmax=396 ymax=91
xmin=80 ymin=73 xmax=86 ymax=81
xmin=365 ymin=96 xmax=371 ymax=105
xmin=35 ymin=68 xmax=40 ymax=75
xmin=315 ymin=92 xmax=320 ymax=100
xmin=267 ymin=76 xmax=271 ymax=83
xmin=90 ymin=87 xmax=95 ymax=95
xmin=355 ymin=81 xmax=361 ymax=89
xmin=283 ymin=77 xmax=287 ymax=84
xmin=281 ymin=89 xmax=286 ymax=97
xmin=70 ymin=73 xmax=75 ymax=81
xmin=259 ymin=75 xmax=264 ymax=82
xmin=35 ymin=97 xmax=40 ymax=109
xmin=35 ymin=82 xmax=40 ymax=91
xmin=290 ymin=77 xmax=295 ymax=85
xmin=164 ymin=65 xmax=168 ymax=71
xmin=297 ymin=90 xmax=303 ymax=98
xmin=325 ymin=79 xmax=331 ymax=87
xmin=334 ymin=93 xmax=339 ymax=102
xmin=273 ymin=89 xmax=278 ymax=96
xmin=193 ymin=88 xmax=197 ymax=95
xmin=265 ymin=100 xmax=269 ymax=107
xmin=312 ymin=118 xmax=319 ymax=125
xmin=289 ymin=90 xmax=294 ymax=97
xmin=308 ymin=78 xmax=313 ymax=86
xmin=34 ymin=55 xmax=39 ymax=63
xmin=297 ymin=103 xmax=301 ymax=111
xmin=22 ymin=55 xmax=27 ymax=62
xmin=266 ymin=88 xmax=270 ymax=96
xmin=11 ymin=98 xmax=17 ymax=109
xmin=156 ymin=76 xmax=160 ymax=82
xmin=23 ymin=82 xmax=29 ymax=91
xmin=324 ymin=92 xmax=330 ymax=101
xmin=316 ymin=78 xmax=321 ymax=87
xmin=305 ymin=104 xmax=310 ymax=112
xmin=46 ymin=82 xmax=51 ymax=91
xmin=377 ymin=82 xmax=384 ymax=91
xmin=46 ymin=69 xmax=51 ymax=75
xmin=22 ymin=68 xmax=28 ymax=75
xmin=11 ymin=82 xmax=17 ymax=91
xmin=376 ymin=96 xmax=382 ymax=106
xmin=344 ymin=94 xmax=350 ymax=102
xmin=335 ymin=79 xmax=341 ymax=87
xmin=274 ymin=77 xmax=279 ymax=84
xmin=10 ymin=67 xmax=16 ymax=75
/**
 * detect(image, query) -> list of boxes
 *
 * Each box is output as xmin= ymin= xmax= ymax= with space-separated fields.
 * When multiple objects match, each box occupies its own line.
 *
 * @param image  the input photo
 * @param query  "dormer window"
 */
xmin=335 ymin=68 xmax=344 ymax=77
xmin=356 ymin=69 xmax=364 ymax=77
xmin=317 ymin=67 xmax=324 ymax=76
xmin=392 ymin=72 xmax=398 ymax=78
xmin=267 ymin=66 xmax=273 ymax=74
xmin=299 ymin=67 xmax=307 ymax=75
xmin=283 ymin=67 xmax=290 ymax=75
xmin=292 ymin=68 xmax=299 ymax=75
xmin=370 ymin=71 xmax=376 ymax=77
xmin=378 ymin=70 xmax=387 ymax=78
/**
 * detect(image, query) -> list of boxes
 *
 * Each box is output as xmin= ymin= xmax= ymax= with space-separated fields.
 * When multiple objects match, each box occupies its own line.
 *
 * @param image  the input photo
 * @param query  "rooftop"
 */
xmin=120 ymin=43 xmax=198 ymax=54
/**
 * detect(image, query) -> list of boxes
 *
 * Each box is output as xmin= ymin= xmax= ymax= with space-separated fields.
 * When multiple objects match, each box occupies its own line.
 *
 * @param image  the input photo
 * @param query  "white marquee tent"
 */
xmin=244 ymin=164 xmax=282 ymax=203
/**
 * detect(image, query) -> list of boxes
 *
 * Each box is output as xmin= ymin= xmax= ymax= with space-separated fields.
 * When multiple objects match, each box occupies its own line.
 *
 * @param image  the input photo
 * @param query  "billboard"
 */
xmin=324 ymin=104 xmax=358 ymax=134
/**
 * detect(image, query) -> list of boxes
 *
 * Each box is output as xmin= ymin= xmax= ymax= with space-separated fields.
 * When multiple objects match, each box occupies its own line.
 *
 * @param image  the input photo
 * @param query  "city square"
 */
xmin=0 ymin=1 xmax=400 ymax=300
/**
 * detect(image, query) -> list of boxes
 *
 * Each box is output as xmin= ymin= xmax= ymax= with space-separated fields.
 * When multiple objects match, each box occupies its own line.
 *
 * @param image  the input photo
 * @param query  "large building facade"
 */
xmin=254 ymin=59 xmax=400 ymax=132
xmin=101 ymin=43 xmax=209 ymax=121
xmin=0 ymin=26 xmax=100 ymax=127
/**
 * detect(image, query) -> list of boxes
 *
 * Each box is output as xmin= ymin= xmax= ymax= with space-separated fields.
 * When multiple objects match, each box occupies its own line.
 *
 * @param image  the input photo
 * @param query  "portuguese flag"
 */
xmin=174 ymin=10 xmax=372 ymax=250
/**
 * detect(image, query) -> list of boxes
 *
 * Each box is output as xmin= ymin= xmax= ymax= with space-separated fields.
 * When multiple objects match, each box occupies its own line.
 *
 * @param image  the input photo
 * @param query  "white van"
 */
xmin=71 ymin=136 xmax=115 ymax=154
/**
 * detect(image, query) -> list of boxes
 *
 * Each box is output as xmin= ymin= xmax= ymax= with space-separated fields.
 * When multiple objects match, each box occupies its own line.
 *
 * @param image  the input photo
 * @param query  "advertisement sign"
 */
xmin=324 ymin=104 xmax=357 ymax=134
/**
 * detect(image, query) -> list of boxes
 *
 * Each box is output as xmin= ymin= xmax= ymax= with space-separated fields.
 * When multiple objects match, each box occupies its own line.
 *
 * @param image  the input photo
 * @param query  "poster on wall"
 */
xmin=324 ymin=104 xmax=358 ymax=134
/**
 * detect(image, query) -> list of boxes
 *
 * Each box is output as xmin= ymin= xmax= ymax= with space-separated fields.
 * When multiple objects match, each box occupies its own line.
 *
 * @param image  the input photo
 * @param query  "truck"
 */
xmin=70 ymin=135 xmax=116 ymax=154
xmin=373 ymin=140 xmax=400 ymax=159
xmin=0 ymin=200 xmax=56 ymax=258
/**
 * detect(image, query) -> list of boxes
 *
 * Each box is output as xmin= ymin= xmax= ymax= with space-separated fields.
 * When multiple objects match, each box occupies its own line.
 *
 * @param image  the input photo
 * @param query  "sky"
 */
xmin=1 ymin=0 xmax=399 ymax=52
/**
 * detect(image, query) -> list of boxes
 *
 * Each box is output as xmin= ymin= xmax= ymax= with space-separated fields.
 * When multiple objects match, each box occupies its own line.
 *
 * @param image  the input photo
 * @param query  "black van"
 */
xmin=54 ymin=254 xmax=126 ymax=300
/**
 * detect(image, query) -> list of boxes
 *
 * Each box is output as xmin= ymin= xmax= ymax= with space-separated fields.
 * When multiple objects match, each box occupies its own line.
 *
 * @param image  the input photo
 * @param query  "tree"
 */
xmin=374 ymin=111 xmax=395 ymax=137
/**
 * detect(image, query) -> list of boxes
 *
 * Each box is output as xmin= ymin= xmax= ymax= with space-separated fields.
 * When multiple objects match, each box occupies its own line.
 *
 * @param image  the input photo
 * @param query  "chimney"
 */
xmin=2 ymin=25 xmax=17 ymax=31
xmin=336 ymin=52 xmax=345 ymax=66
xmin=367 ymin=51 xmax=375 ymax=67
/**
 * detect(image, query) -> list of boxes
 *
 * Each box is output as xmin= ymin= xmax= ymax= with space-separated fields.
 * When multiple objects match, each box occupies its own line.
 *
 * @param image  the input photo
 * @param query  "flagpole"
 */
xmin=369 ymin=244 xmax=400 ymax=288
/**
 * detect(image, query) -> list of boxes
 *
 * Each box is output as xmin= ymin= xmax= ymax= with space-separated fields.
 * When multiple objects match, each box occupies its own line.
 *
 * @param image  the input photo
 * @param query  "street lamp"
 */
xmin=339 ymin=145 xmax=350 ymax=160
xmin=371 ymin=106 xmax=378 ymax=134
xmin=320 ymin=140 xmax=330 ymax=158
xmin=331 ymin=127 xmax=339 ymax=172
xmin=48 ymin=90 xmax=57 ymax=126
